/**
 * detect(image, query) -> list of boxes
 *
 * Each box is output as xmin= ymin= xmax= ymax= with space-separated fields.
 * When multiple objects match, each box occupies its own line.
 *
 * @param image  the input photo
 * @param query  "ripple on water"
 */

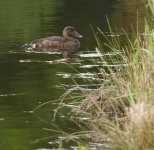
xmin=79 ymin=50 xmax=122 ymax=58
xmin=79 ymin=64 xmax=100 ymax=69
xmin=19 ymin=59 xmax=54 ymax=64
xmin=55 ymin=83 xmax=102 ymax=90
xmin=24 ymin=50 xmax=62 ymax=55
xmin=0 ymin=93 xmax=25 ymax=97
xmin=36 ymin=148 xmax=56 ymax=150
xmin=0 ymin=118 xmax=5 ymax=121
xmin=56 ymin=72 xmax=98 ymax=79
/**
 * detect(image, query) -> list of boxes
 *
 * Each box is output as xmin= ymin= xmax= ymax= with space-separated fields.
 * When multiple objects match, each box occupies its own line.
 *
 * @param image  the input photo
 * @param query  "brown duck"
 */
xmin=26 ymin=26 xmax=83 ymax=52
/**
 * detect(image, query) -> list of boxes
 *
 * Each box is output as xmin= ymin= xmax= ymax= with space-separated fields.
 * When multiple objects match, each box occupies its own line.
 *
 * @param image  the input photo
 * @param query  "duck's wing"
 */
xmin=30 ymin=36 xmax=69 ymax=49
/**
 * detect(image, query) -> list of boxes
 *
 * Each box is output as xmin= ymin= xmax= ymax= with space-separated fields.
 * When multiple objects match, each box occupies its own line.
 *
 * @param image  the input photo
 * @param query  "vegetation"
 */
xmin=55 ymin=0 xmax=154 ymax=149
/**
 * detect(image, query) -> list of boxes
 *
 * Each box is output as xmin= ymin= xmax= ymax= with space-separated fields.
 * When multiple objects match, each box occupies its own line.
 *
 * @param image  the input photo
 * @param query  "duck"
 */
xmin=25 ymin=26 xmax=83 ymax=52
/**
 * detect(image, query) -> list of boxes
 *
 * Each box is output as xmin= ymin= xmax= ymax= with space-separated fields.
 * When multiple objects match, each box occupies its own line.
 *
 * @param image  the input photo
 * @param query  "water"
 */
xmin=0 ymin=0 xmax=145 ymax=149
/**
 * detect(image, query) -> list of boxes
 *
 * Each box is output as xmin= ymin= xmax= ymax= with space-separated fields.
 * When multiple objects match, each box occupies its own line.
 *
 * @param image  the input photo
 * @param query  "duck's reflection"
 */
xmin=23 ymin=46 xmax=79 ymax=61
xmin=62 ymin=52 xmax=77 ymax=60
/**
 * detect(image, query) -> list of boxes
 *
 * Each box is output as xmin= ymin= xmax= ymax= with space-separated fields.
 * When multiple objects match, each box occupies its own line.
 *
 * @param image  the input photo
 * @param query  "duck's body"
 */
xmin=30 ymin=36 xmax=80 ymax=52
xmin=26 ymin=26 xmax=83 ymax=52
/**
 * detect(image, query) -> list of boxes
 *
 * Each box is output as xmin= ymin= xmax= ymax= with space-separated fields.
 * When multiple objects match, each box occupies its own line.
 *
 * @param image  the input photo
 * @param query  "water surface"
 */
xmin=0 ymin=0 xmax=145 ymax=149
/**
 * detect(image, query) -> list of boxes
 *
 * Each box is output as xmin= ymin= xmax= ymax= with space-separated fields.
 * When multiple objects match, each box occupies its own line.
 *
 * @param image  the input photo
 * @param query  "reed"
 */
xmin=63 ymin=1 xmax=154 ymax=149
xmin=41 ymin=1 xmax=154 ymax=149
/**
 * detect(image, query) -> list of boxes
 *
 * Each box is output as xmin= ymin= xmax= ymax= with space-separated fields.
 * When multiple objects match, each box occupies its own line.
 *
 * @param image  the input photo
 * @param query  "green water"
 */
xmin=0 ymin=0 xmax=145 ymax=149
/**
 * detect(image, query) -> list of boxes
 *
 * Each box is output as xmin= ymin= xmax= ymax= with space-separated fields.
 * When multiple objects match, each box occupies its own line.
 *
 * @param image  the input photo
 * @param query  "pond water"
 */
xmin=0 ymin=0 xmax=146 ymax=149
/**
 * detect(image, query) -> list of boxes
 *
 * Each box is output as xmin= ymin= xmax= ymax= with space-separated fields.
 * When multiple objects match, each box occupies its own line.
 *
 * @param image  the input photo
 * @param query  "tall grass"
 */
xmin=57 ymin=1 xmax=154 ymax=149
xmin=32 ymin=1 xmax=154 ymax=149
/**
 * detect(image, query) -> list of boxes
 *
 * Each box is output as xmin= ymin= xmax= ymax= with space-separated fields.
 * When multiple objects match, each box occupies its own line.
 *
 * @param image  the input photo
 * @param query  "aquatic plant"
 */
xmin=56 ymin=1 xmax=154 ymax=149
xmin=33 ymin=1 xmax=154 ymax=149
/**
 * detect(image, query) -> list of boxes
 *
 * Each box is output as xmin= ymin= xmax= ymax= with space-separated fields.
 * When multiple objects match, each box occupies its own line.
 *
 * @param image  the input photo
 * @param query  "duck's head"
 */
xmin=62 ymin=26 xmax=83 ymax=39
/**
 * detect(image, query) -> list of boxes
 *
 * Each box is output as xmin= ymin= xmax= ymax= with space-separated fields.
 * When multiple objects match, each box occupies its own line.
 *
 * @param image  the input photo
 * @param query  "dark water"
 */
xmin=0 ymin=0 xmax=145 ymax=149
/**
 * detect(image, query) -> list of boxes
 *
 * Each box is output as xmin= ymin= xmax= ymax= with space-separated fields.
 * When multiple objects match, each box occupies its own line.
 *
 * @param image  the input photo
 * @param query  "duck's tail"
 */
xmin=22 ymin=43 xmax=30 ymax=48
xmin=22 ymin=43 xmax=35 ymax=50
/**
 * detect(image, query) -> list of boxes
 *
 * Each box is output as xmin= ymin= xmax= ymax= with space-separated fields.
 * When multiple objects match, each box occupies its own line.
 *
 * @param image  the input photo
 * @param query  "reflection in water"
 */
xmin=0 ymin=0 xmax=146 ymax=149
xmin=56 ymin=72 xmax=98 ymax=79
xmin=0 ymin=0 xmax=64 ymax=52
xmin=23 ymin=49 xmax=78 ymax=60
xmin=109 ymin=0 xmax=145 ymax=31
xmin=62 ymin=52 xmax=77 ymax=60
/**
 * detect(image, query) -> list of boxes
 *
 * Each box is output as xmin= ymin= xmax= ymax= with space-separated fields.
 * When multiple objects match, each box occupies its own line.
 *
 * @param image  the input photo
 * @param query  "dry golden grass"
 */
xmin=68 ymin=26 xmax=154 ymax=149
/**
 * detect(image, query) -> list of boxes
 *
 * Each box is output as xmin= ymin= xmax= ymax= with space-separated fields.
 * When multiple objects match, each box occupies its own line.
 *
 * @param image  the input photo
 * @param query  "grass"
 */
xmin=55 ymin=1 xmax=154 ymax=149
xmin=33 ymin=1 xmax=154 ymax=149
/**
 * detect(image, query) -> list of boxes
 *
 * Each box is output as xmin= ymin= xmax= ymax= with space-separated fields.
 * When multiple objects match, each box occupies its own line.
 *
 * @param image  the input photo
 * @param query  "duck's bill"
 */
xmin=74 ymin=32 xmax=83 ymax=38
